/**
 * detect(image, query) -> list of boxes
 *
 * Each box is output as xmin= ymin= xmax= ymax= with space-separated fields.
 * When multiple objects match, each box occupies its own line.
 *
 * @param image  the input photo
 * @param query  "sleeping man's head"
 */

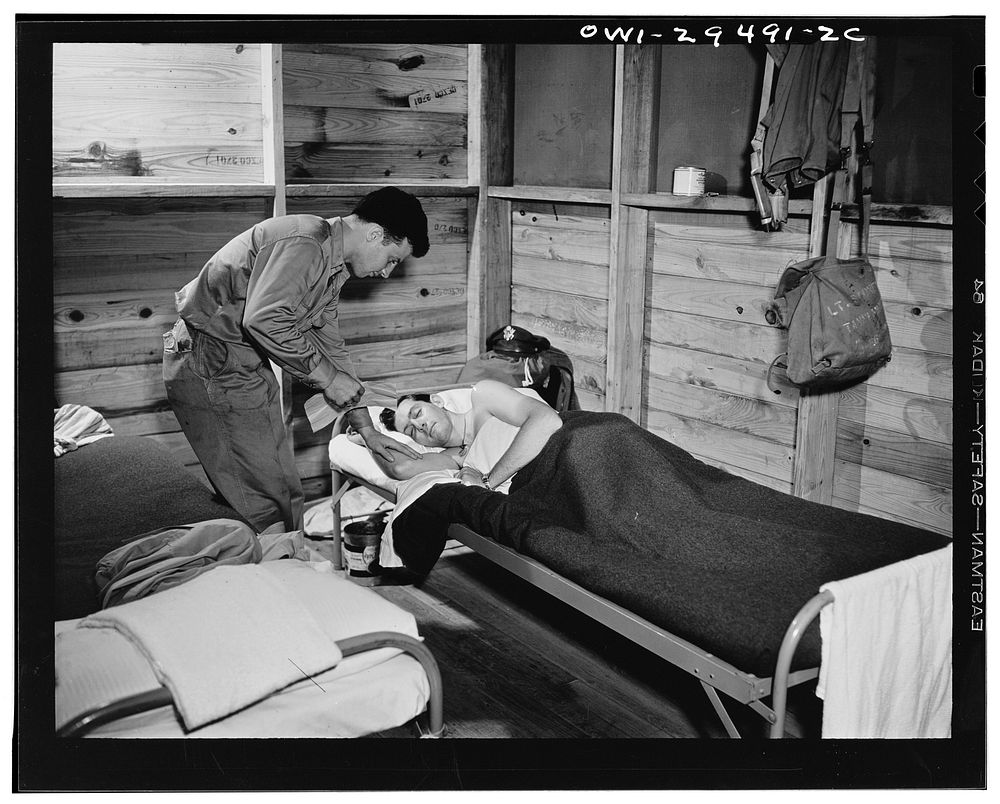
xmin=379 ymin=393 xmax=457 ymax=448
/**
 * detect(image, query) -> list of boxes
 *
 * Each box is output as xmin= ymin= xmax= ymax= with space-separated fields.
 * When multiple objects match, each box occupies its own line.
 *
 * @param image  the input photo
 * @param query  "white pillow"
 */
xmin=367 ymin=388 xmax=474 ymax=436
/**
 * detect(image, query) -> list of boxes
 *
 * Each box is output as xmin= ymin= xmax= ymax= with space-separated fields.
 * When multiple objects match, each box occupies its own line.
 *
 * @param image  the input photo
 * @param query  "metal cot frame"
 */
xmin=58 ymin=630 xmax=445 ymax=738
xmin=327 ymin=421 xmax=835 ymax=739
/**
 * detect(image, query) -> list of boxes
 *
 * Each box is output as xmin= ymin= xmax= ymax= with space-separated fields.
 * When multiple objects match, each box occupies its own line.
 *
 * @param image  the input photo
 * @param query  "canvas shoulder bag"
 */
xmin=765 ymin=39 xmax=891 ymax=391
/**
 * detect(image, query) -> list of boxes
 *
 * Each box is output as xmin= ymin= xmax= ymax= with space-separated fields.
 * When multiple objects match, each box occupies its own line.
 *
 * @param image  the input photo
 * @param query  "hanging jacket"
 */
xmin=760 ymin=41 xmax=852 ymax=193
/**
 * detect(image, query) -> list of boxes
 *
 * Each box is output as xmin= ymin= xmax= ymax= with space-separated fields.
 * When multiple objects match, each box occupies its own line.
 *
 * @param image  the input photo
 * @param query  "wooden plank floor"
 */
xmin=321 ymin=542 xmax=823 ymax=740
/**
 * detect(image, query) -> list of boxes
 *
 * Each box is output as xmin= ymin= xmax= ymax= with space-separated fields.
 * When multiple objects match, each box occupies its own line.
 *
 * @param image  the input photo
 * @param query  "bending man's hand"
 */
xmin=344 ymin=405 xmax=420 ymax=463
xmin=361 ymin=429 xmax=421 ymax=462
xmin=323 ymin=373 xmax=365 ymax=409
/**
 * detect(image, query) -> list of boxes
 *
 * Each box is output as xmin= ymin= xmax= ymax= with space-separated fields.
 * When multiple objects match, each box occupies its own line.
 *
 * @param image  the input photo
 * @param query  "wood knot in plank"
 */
xmin=395 ymin=55 xmax=426 ymax=71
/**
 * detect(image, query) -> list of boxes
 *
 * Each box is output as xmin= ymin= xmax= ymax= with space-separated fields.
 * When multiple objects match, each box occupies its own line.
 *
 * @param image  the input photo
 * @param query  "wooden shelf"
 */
xmin=488 ymin=185 xmax=812 ymax=216
xmin=841 ymin=203 xmax=953 ymax=226
xmin=487 ymin=185 xmax=613 ymax=205
xmin=53 ymin=182 xmax=277 ymax=199
xmin=622 ymin=192 xmax=812 ymax=216
xmin=53 ymin=181 xmax=480 ymax=200
xmin=485 ymin=186 xmax=953 ymax=226
xmin=285 ymin=183 xmax=478 ymax=198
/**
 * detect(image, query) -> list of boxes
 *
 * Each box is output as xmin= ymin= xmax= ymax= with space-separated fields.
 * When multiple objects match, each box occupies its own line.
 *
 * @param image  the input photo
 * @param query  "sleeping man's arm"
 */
xmin=462 ymin=380 xmax=563 ymax=489
xmin=371 ymin=447 xmax=463 ymax=482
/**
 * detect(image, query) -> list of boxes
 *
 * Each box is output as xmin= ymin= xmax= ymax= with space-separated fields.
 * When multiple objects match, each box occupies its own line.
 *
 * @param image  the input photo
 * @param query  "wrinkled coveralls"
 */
xmin=164 ymin=215 xmax=358 ymax=532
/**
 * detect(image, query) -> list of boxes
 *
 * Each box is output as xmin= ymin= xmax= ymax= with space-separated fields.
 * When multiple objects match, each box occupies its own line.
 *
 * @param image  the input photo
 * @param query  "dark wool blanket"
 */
xmin=55 ymin=436 xmax=249 ymax=620
xmin=392 ymin=411 xmax=950 ymax=677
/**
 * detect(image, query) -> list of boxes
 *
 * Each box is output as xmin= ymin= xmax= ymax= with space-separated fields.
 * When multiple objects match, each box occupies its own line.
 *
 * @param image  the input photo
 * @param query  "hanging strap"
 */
xmin=750 ymin=52 xmax=778 ymax=228
xmin=857 ymin=39 xmax=877 ymax=255
xmin=826 ymin=39 xmax=876 ymax=257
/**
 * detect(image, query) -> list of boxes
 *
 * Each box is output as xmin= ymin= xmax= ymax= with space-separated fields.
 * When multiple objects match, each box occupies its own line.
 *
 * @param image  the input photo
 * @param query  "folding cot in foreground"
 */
xmin=55 ymin=560 xmax=445 ymax=738
xmin=53 ymin=433 xmax=444 ymax=739
xmin=326 ymin=395 xmax=953 ymax=739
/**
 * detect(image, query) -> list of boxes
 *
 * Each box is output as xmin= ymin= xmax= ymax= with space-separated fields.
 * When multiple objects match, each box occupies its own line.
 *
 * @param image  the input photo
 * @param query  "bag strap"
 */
xmin=826 ymin=39 xmax=876 ymax=257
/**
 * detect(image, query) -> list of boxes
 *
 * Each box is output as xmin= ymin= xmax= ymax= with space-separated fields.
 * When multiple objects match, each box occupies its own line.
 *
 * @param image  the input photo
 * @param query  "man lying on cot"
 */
xmin=351 ymin=377 xmax=949 ymax=588
xmin=370 ymin=379 xmax=563 ymax=491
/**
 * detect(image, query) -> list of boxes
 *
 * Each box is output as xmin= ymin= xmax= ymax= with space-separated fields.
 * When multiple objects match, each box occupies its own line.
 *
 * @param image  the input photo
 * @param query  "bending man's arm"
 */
xmin=243 ymin=237 xmax=357 ymax=400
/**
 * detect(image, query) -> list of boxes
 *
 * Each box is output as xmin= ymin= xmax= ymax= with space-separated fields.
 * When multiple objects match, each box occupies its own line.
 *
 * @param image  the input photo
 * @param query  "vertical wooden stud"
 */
xmin=261 ymin=43 xmax=286 ymax=216
xmin=466 ymin=45 xmax=484 ymax=358
xmin=791 ymin=171 xmax=839 ymax=503
xmin=468 ymin=44 xmax=514 ymax=357
xmin=606 ymin=44 xmax=661 ymax=421
xmin=261 ymin=44 xmax=293 ymax=435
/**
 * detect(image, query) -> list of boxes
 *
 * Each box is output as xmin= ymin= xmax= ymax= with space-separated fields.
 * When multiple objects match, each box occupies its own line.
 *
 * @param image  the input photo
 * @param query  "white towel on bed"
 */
xmin=816 ymin=543 xmax=952 ymax=738
xmin=379 ymin=470 xmax=461 ymax=568
xmin=79 ymin=563 xmax=344 ymax=730
xmin=54 ymin=403 xmax=114 ymax=457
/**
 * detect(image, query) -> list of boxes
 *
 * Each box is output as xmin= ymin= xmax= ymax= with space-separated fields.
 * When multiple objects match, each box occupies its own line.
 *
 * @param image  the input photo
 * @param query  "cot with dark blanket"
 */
xmin=54 ymin=434 xmax=251 ymax=621
xmin=328 ymin=406 xmax=953 ymax=738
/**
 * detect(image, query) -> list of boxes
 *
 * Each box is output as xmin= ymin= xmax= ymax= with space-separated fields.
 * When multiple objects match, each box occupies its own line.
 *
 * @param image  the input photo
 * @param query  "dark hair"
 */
xmin=378 ymin=393 xmax=431 ymax=432
xmin=352 ymin=187 xmax=430 ymax=259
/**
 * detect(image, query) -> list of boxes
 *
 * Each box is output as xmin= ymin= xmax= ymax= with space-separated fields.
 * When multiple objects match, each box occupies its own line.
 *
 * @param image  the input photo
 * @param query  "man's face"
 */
xmin=393 ymin=398 xmax=452 ymax=447
xmin=347 ymin=225 xmax=413 ymax=279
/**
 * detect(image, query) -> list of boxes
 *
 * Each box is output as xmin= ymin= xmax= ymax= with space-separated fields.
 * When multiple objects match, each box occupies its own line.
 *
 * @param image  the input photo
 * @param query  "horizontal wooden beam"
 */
xmin=54 ymin=181 xmax=480 ymax=199
xmin=839 ymin=203 xmax=953 ymax=226
xmin=488 ymin=185 xmax=613 ymax=205
xmin=623 ymin=192 xmax=813 ymax=216
xmin=53 ymin=182 xmax=277 ymax=198
xmin=285 ymin=182 xmax=477 ymax=197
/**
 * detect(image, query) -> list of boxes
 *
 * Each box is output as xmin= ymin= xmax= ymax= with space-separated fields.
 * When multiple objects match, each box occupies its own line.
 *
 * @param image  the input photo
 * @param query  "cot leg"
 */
xmin=330 ymin=468 xmax=344 ymax=571
xmin=769 ymin=589 xmax=834 ymax=738
xmin=700 ymin=681 xmax=741 ymax=738
xmin=338 ymin=632 xmax=445 ymax=738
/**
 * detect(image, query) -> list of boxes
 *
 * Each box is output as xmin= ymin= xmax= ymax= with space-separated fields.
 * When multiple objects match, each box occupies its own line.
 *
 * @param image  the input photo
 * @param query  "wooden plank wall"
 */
xmin=643 ymin=211 xmax=810 ymax=493
xmin=284 ymin=194 xmax=470 ymax=497
xmin=53 ymin=43 xmax=267 ymax=180
xmin=52 ymin=191 xmax=470 ymax=501
xmin=52 ymin=43 xmax=472 ymax=502
xmin=512 ymin=45 xmax=616 ymax=188
xmin=832 ymin=220 xmax=954 ymax=535
xmin=281 ymin=44 xmax=468 ymax=183
xmin=655 ymin=45 xmax=763 ymax=197
xmin=52 ymin=195 xmax=273 ymax=486
xmin=509 ymin=204 xmax=954 ymax=531
xmin=508 ymin=203 xmax=611 ymax=412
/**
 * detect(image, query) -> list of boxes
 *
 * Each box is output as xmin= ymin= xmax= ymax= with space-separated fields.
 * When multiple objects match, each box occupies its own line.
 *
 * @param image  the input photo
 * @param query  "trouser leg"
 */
xmin=163 ymin=322 xmax=303 ymax=533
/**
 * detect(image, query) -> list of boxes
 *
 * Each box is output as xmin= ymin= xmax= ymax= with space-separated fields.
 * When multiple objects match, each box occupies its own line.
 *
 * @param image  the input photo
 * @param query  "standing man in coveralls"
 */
xmin=163 ymin=187 xmax=429 ymax=533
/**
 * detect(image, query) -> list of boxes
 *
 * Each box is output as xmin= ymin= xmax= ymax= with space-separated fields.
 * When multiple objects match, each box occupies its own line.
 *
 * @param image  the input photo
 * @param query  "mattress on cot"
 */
xmin=55 ymin=560 xmax=432 ymax=738
xmin=388 ymin=411 xmax=952 ymax=679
